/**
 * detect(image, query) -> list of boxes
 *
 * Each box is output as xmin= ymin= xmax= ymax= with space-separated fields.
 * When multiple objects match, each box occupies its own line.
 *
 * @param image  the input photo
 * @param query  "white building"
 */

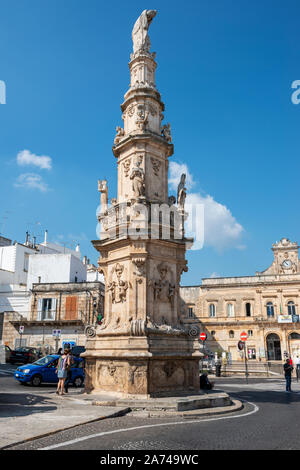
xmin=0 ymin=231 xmax=87 ymax=321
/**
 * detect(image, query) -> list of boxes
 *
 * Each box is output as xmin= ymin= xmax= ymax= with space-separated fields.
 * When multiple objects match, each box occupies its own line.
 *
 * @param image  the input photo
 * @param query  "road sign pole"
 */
xmin=244 ymin=340 xmax=248 ymax=384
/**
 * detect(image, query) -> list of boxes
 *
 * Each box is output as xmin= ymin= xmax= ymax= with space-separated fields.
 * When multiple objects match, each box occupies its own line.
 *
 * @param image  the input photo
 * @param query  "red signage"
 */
xmin=240 ymin=331 xmax=248 ymax=341
xmin=200 ymin=332 xmax=207 ymax=341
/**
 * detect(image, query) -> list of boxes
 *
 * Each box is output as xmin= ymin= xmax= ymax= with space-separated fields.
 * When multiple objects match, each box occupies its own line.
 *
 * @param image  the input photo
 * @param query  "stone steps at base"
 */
xmin=92 ymin=392 xmax=232 ymax=412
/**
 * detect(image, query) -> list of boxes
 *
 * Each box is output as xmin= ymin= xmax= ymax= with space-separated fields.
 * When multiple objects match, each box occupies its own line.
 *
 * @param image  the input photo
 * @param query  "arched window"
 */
xmin=209 ymin=304 xmax=216 ymax=317
xmin=211 ymin=330 xmax=216 ymax=338
xmin=248 ymin=330 xmax=253 ymax=337
xmin=288 ymin=301 xmax=296 ymax=316
xmin=229 ymin=330 xmax=234 ymax=338
xmin=227 ymin=303 xmax=234 ymax=317
xmin=245 ymin=303 xmax=251 ymax=317
xmin=266 ymin=302 xmax=274 ymax=317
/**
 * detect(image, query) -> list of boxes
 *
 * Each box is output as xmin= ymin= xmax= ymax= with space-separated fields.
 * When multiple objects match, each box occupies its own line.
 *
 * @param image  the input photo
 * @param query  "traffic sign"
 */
xmin=240 ymin=331 xmax=248 ymax=341
xmin=200 ymin=332 xmax=207 ymax=341
xmin=52 ymin=329 xmax=61 ymax=337
xmin=19 ymin=326 xmax=24 ymax=334
xmin=238 ymin=340 xmax=245 ymax=350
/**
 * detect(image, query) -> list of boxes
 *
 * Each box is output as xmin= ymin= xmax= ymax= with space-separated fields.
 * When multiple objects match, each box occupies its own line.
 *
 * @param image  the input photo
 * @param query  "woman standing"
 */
xmin=56 ymin=349 xmax=70 ymax=395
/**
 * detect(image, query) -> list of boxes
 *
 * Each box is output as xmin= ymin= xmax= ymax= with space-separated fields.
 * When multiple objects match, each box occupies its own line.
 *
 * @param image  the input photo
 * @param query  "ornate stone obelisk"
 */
xmin=84 ymin=10 xmax=201 ymax=397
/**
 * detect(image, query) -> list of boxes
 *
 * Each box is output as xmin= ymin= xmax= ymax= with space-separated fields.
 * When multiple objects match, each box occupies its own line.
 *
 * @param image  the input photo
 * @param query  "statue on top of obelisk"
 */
xmin=132 ymin=10 xmax=157 ymax=54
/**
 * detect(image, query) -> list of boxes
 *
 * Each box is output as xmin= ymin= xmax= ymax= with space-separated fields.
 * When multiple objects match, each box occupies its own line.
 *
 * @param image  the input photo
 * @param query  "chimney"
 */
xmin=25 ymin=231 xmax=29 ymax=246
xmin=83 ymin=255 xmax=87 ymax=265
xmin=33 ymin=236 xmax=36 ymax=249
xmin=75 ymin=244 xmax=80 ymax=253
xmin=44 ymin=230 xmax=48 ymax=244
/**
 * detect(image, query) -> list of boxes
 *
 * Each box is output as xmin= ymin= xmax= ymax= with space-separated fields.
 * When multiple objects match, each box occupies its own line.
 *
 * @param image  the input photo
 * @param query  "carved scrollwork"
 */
xmin=150 ymin=157 xmax=161 ymax=176
xmin=84 ymin=325 xmax=96 ymax=338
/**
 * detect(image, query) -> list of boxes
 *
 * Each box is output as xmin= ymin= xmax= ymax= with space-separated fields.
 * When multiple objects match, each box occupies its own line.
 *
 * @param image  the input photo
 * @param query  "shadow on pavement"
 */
xmin=213 ymin=387 xmax=300 ymax=405
xmin=0 ymin=393 xmax=57 ymax=418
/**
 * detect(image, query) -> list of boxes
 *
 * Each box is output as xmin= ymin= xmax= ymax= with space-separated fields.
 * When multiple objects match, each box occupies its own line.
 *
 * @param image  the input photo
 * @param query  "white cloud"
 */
xmin=169 ymin=161 xmax=195 ymax=191
xmin=14 ymin=173 xmax=49 ymax=192
xmin=169 ymin=161 xmax=245 ymax=252
xmin=17 ymin=149 xmax=52 ymax=170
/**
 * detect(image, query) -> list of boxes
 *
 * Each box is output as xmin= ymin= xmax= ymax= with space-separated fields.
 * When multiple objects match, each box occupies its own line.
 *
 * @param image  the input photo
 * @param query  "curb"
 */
xmin=129 ymin=399 xmax=243 ymax=419
xmin=0 ymin=407 xmax=131 ymax=450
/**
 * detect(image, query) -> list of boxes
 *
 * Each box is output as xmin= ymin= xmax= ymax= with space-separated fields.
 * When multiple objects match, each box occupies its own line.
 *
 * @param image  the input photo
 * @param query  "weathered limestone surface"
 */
xmin=83 ymin=11 xmax=201 ymax=397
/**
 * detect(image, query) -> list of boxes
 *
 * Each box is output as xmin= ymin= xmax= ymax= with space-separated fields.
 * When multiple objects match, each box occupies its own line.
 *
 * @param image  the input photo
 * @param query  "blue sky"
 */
xmin=0 ymin=0 xmax=299 ymax=285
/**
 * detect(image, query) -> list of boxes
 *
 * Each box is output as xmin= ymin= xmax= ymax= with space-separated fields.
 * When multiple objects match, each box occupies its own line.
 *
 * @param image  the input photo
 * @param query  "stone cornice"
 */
xmin=112 ymin=132 xmax=173 ymax=158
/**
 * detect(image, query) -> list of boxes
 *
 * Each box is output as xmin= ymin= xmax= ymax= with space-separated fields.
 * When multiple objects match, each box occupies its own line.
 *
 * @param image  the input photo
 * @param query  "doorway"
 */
xmin=266 ymin=333 xmax=282 ymax=361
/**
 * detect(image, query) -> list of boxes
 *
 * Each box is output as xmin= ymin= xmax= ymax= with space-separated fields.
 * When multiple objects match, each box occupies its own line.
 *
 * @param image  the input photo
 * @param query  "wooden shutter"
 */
xmin=65 ymin=296 xmax=77 ymax=320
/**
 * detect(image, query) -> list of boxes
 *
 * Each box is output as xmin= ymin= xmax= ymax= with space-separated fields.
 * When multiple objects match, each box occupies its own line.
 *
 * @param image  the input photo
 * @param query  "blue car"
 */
xmin=14 ymin=354 xmax=84 ymax=387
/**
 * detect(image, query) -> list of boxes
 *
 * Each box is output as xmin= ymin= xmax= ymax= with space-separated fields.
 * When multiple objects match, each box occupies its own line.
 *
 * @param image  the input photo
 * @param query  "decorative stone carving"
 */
xmin=130 ymin=319 xmax=147 ymax=336
xmin=107 ymin=263 xmax=128 ymax=304
xmin=177 ymin=173 xmax=186 ymax=210
xmin=133 ymin=257 xmax=146 ymax=277
xmin=136 ymin=104 xmax=149 ymax=132
xmin=161 ymin=123 xmax=172 ymax=143
xmin=148 ymin=103 xmax=157 ymax=116
xmin=128 ymin=104 xmax=135 ymax=117
xmin=146 ymin=315 xmax=188 ymax=336
xmin=151 ymin=262 xmax=175 ymax=304
xmin=132 ymin=10 xmax=157 ymax=55
xmin=168 ymin=195 xmax=176 ymax=206
xmin=123 ymin=158 xmax=131 ymax=177
xmin=163 ymin=361 xmax=176 ymax=378
xmin=130 ymin=160 xmax=145 ymax=197
xmin=151 ymin=157 xmax=161 ymax=176
xmin=84 ymin=325 xmax=96 ymax=338
xmin=114 ymin=126 xmax=125 ymax=145
xmin=98 ymin=179 xmax=108 ymax=214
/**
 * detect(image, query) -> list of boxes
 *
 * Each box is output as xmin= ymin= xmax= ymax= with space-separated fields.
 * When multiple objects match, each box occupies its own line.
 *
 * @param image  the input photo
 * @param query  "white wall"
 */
xmin=27 ymin=253 xmax=87 ymax=289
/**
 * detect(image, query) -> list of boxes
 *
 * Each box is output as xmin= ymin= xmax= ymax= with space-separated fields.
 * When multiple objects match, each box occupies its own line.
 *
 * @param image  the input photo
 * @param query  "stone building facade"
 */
xmin=180 ymin=238 xmax=300 ymax=362
xmin=2 ymin=281 xmax=104 ymax=352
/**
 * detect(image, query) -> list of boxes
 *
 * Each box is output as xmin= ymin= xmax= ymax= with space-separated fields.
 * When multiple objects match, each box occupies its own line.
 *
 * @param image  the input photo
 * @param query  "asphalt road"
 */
xmin=2 ymin=363 xmax=300 ymax=451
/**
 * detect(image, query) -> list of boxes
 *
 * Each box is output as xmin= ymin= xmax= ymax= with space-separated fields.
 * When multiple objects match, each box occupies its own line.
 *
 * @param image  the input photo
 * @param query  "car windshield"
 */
xmin=33 ymin=355 xmax=56 ymax=366
xmin=15 ymin=347 xmax=30 ymax=352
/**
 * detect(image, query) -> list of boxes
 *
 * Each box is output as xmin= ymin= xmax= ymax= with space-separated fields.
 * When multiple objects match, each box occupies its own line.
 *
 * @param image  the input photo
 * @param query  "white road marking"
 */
xmin=39 ymin=401 xmax=259 ymax=450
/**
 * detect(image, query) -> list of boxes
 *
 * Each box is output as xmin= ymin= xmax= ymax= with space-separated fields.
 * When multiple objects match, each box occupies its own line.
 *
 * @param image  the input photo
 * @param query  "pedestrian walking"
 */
xmin=283 ymin=358 xmax=293 ymax=392
xmin=64 ymin=348 xmax=74 ymax=393
xmin=55 ymin=349 xmax=70 ymax=395
xmin=57 ymin=347 xmax=63 ymax=355
xmin=295 ymin=355 xmax=300 ymax=382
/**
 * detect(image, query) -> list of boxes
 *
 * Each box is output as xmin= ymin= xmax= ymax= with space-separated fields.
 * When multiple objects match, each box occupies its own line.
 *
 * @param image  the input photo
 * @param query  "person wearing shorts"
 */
xmin=56 ymin=349 xmax=70 ymax=395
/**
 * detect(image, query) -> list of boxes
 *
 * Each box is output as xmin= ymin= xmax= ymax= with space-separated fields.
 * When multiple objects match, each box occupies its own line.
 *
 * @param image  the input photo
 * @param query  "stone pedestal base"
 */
xmin=83 ymin=335 xmax=201 ymax=398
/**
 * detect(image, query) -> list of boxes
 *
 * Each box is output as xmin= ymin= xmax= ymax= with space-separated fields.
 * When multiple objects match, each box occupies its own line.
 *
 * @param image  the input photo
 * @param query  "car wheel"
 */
xmin=31 ymin=375 xmax=42 ymax=386
xmin=73 ymin=376 xmax=83 ymax=388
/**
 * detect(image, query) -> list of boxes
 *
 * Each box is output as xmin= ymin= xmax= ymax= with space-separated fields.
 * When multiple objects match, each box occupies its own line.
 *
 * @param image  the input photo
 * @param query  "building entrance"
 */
xmin=266 ymin=333 xmax=282 ymax=361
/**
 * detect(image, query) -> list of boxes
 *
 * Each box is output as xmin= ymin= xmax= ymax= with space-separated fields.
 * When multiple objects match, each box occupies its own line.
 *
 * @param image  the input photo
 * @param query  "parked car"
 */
xmin=9 ymin=347 xmax=40 ymax=364
xmin=14 ymin=354 xmax=85 ymax=387
xmin=71 ymin=345 xmax=86 ymax=357
xmin=5 ymin=345 xmax=12 ymax=363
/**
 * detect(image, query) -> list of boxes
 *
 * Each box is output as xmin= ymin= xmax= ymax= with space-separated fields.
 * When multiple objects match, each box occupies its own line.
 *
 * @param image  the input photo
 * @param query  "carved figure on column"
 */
xmin=114 ymin=126 xmax=125 ymax=145
xmin=107 ymin=263 xmax=128 ymax=304
xmin=161 ymin=123 xmax=172 ymax=143
xmin=130 ymin=160 xmax=145 ymax=197
xmin=136 ymin=105 xmax=149 ymax=132
xmin=132 ymin=10 xmax=157 ymax=55
xmin=177 ymin=174 xmax=186 ymax=210
xmin=152 ymin=262 xmax=175 ymax=304
xmin=98 ymin=180 xmax=108 ymax=214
